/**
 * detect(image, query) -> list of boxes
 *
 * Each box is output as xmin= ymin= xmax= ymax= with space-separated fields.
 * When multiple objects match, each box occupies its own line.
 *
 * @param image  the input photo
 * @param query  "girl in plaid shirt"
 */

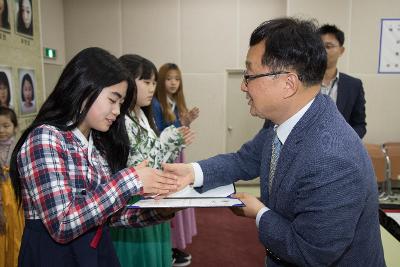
xmin=10 ymin=47 xmax=178 ymax=267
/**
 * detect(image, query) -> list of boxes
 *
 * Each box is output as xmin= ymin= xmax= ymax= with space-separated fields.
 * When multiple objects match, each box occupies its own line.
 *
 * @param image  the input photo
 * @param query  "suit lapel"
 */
xmin=269 ymin=133 xmax=302 ymax=208
xmin=336 ymin=73 xmax=347 ymax=114
xmin=268 ymin=94 xmax=326 ymax=208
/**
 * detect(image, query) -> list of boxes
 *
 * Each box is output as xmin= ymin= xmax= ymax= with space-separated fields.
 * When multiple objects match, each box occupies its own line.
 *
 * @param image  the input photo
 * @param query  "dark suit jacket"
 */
xmin=198 ymin=94 xmax=385 ymax=266
xmin=336 ymin=73 xmax=366 ymax=138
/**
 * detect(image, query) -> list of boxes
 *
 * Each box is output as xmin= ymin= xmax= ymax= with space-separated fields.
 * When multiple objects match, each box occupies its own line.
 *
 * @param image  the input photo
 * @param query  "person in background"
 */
xmin=20 ymin=73 xmax=35 ymax=114
xmin=16 ymin=0 xmax=32 ymax=36
xmin=111 ymin=54 xmax=195 ymax=267
xmin=318 ymin=24 xmax=366 ymax=138
xmin=0 ymin=0 xmax=11 ymax=30
xmin=0 ymin=107 xmax=23 ymax=267
xmin=152 ymin=63 xmax=199 ymax=267
xmin=163 ymin=18 xmax=385 ymax=266
xmin=0 ymin=71 xmax=11 ymax=108
xmin=10 ymin=47 xmax=178 ymax=267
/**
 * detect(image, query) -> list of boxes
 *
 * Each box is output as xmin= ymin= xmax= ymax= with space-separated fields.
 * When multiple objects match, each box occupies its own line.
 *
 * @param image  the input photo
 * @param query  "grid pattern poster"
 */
xmin=378 ymin=18 xmax=400 ymax=73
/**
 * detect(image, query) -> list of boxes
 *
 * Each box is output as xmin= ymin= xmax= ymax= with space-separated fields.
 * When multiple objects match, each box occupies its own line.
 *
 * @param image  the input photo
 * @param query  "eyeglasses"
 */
xmin=243 ymin=71 xmax=290 ymax=86
xmin=323 ymin=43 xmax=340 ymax=50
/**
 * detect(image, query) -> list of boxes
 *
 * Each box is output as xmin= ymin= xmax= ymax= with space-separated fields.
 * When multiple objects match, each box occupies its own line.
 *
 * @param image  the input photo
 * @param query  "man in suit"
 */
xmin=164 ymin=18 xmax=385 ymax=266
xmin=318 ymin=24 xmax=367 ymax=138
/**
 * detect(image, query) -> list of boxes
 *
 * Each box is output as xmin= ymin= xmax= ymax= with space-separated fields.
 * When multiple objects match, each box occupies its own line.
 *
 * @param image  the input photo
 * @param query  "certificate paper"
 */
xmin=129 ymin=197 xmax=244 ymax=208
xmin=168 ymin=184 xmax=235 ymax=198
xmin=127 ymin=184 xmax=244 ymax=208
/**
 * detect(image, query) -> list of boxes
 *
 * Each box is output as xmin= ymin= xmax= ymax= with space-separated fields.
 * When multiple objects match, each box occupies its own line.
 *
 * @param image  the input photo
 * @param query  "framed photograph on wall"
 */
xmin=0 ymin=66 xmax=14 ymax=109
xmin=14 ymin=0 xmax=33 ymax=37
xmin=0 ymin=0 xmax=11 ymax=32
xmin=18 ymin=68 xmax=36 ymax=115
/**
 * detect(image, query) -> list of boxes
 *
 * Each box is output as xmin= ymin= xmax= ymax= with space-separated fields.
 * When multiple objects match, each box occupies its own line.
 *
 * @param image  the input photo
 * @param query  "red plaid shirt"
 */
xmin=18 ymin=125 xmax=169 ymax=244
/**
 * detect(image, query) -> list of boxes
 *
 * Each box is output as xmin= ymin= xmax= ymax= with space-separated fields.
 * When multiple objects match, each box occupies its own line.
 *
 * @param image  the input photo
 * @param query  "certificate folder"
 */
xmin=127 ymin=184 xmax=244 ymax=208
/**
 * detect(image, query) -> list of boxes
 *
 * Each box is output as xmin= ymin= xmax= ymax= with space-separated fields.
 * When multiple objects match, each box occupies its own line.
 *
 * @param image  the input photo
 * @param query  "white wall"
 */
xmin=40 ymin=0 xmax=65 ymax=97
xmin=287 ymin=0 xmax=400 ymax=144
xmin=42 ymin=0 xmax=400 ymax=161
xmin=62 ymin=0 xmax=287 ymax=162
xmin=64 ymin=0 xmax=123 ymax=59
xmin=41 ymin=0 xmax=65 ymax=66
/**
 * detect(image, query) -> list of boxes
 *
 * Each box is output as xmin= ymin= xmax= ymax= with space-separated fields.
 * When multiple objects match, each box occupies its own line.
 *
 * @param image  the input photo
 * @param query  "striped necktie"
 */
xmin=268 ymin=130 xmax=282 ymax=195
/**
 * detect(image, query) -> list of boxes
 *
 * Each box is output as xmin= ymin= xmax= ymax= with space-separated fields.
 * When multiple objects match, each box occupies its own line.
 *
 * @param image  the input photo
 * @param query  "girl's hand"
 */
xmin=188 ymin=107 xmax=200 ymax=122
xmin=180 ymin=107 xmax=200 ymax=126
xmin=135 ymin=164 xmax=178 ymax=197
xmin=177 ymin=126 xmax=195 ymax=145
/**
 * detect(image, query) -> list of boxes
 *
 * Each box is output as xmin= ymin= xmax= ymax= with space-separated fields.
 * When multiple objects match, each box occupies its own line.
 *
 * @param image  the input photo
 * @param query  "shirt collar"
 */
xmin=276 ymin=98 xmax=314 ymax=144
xmin=72 ymin=127 xmax=93 ymax=148
xmin=135 ymin=109 xmax=157 ymax=138
xmin=322 ymin=69 xmax=340 ymax=87
xmin=72 ymin=127 xmax=95 ymax=165
xmin=167 ymin=96 xmax=176 ymax=110
xmin=332 ymin=69 xmax=340 ymax=84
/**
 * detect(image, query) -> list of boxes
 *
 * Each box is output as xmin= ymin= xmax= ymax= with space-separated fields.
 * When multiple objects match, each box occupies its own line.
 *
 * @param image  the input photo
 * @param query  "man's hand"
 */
xmin=230 ymin=192 xmax=265 ymax=219
xmin=162 ymin=163 xmax=195 ymax=191
xmin=135 ymin=160 xmax=178 ymax=197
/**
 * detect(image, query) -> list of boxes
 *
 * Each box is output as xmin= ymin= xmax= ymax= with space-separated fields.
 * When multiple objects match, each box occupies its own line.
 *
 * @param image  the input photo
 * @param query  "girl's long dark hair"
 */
xmin=119 ymin=54 xmax=158 ymax=135
xmin=10 ymin=47 xmax=136 ymax=204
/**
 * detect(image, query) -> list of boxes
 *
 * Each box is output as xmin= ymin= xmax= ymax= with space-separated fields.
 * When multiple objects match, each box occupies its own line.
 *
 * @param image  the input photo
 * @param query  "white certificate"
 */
xmin=127 ymin=183 xmax=244 ymax=208
xmin=128 ymin=197 xmax=244 ymax=208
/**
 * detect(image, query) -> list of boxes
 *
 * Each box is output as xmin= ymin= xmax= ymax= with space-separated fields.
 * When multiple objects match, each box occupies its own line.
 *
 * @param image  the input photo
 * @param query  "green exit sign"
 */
xmin=44 ymin=47 xmax=57 ymax=59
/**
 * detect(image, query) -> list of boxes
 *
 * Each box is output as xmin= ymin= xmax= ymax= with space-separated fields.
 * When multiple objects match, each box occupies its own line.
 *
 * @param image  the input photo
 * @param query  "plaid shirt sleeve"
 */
xmin=18 ymin=126 xmax=144 ymax=244
xmin=109 ymin=206 xmax=174 ymax=227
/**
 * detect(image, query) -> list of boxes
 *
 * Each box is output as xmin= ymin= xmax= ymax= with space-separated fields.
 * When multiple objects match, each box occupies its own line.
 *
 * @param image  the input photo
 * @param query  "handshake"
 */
xmin=134 ymin=161 xmax=195 ymax=199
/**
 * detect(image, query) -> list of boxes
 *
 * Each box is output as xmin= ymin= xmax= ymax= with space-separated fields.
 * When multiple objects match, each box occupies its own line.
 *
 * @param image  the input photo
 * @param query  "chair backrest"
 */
xmin=364 ymin=143 xmax=387 ymax=183
xmin=383 ymin=142 xmax=400 ymax=181
xmin=383 ymin=142 xmax=400 ymax=148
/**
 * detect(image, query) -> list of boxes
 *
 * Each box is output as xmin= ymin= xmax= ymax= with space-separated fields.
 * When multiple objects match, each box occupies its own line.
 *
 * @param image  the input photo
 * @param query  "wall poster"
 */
xmin=378 ymin=18 xmax=400 ymax=73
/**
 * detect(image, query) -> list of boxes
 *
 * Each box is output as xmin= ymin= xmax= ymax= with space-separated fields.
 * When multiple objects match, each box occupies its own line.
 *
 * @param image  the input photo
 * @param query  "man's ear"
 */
xmin=283 ymin=73 xmax=299 ymax=99
xmin=339 ymin=46 xmax=345 ymax=56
